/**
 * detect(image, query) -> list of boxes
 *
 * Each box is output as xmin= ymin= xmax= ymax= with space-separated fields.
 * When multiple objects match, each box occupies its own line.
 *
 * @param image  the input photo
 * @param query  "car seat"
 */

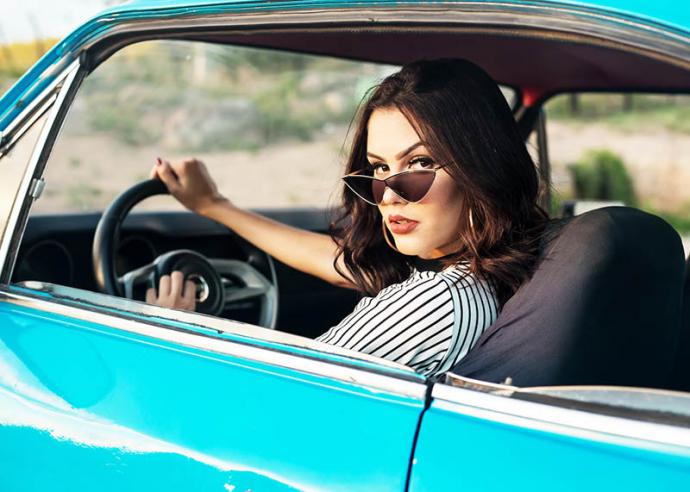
xmin=669 ymin=257 xmax=690 ymax=392
xmin=450 ymin=207 xmax=685 ymax=388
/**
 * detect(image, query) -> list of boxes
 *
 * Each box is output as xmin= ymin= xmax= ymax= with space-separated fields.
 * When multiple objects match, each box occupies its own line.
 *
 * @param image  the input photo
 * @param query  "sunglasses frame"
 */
xmin=342 ymin=167 xmax=443 ymax=205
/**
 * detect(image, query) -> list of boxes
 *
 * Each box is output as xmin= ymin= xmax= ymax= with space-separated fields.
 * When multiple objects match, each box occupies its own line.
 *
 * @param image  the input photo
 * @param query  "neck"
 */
xmin=412 ymin=256 xmax=445 ymax=272
xmin=422 ymin=238 xmax=464 ymax=260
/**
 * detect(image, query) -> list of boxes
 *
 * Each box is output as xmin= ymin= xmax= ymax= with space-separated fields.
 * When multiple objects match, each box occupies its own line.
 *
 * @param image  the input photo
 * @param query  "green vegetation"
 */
xmin=548 ymin=190 xmax=567 ymax=217
xmin=568 ymin=149 xmax=637 ymax=206
xmin=564 ymin=149 xmax=690 ymax=233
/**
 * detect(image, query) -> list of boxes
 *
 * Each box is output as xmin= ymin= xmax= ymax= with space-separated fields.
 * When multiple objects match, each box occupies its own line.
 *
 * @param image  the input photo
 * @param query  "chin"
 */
xmin=393 ymin=238 xmax=431 ymax=257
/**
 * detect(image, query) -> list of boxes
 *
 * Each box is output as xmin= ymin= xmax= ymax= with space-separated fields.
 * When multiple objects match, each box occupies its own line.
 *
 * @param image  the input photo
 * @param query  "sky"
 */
xmin=1 ymin=0 xmax=125 ymax=44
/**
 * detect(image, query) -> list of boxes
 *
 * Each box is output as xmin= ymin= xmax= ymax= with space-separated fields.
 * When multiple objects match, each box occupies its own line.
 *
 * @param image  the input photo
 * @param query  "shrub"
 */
xmin=568 ymin=149 xmax=637 ymax=206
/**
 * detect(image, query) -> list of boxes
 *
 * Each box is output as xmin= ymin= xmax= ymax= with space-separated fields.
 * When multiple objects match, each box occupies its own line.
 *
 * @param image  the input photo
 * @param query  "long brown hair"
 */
xmin=330 ymin=59 xmax=548 ymax=306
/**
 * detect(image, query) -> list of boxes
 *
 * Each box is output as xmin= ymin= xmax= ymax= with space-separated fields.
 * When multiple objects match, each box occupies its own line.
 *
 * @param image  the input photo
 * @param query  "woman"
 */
xmin=147 ymin=58 xmax=548 ymax=377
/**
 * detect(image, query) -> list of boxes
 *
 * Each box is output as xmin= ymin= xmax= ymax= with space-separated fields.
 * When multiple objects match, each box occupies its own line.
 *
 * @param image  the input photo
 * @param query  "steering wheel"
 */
xmin=92 ymin=179 xmax=278 ymax=329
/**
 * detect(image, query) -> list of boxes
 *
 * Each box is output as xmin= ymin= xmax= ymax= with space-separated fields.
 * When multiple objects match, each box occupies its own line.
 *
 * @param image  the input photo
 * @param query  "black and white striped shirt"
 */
xmin=316 ymin=262 xmax=499 ymax=377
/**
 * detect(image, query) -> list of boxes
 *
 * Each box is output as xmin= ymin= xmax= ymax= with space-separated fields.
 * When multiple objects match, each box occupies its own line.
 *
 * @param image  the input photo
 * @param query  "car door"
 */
xmin=408 ymin=379 xmax=690 ymax=492
xmin=0 ymin=287 xmax=427 ymax=491
xmin=0 ymin=44 xmax=426 ymax=492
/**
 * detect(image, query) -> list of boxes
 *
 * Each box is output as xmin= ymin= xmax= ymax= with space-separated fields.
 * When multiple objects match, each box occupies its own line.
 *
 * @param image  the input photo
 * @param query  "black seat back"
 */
xmin=669 ymin=257 xmax=690 ymax=391
xmin=451 ymin=207 xmax=684 ymax=388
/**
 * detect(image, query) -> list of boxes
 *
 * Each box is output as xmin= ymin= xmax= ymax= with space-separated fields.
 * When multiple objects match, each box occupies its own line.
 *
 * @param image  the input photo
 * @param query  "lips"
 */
xmin=388 ymin=214 xmax=419 ymax=235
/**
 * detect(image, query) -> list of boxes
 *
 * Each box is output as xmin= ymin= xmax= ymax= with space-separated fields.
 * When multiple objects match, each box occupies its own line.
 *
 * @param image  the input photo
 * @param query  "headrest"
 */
xmin=450 ymin=207 xmax=685 ymax=388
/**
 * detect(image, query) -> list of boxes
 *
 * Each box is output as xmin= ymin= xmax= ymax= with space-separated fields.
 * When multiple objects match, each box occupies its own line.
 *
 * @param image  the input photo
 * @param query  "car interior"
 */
xmin=8 ymin=20 xmax=690 ymax=396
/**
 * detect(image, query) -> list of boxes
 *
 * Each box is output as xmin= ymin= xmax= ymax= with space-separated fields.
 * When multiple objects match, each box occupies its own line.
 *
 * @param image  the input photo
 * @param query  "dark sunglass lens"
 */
xmin=388 ymin=171 xmax=435 ymax=202
xmin=343 ymin=175 xmax=377 ymax=204
xmin=371 ymin=179 xmax=387 ymax=204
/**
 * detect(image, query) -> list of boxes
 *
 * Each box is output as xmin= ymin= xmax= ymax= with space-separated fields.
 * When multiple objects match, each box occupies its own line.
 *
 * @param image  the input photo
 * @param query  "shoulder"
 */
xmin=373 ymin=269 xmax=453 ymax=301
xmin=437 ymin=263 xmax=495 ymax=292
xmin=426 ymin=265 xmax=500 ymax=319
xmin=344 ymin=270 xmax=448 ymax=314
xmin=352 ymin=264 xmax=496 ymax=312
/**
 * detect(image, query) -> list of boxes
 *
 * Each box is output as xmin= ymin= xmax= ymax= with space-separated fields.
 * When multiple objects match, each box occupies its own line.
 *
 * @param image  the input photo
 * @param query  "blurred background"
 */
xmin=3 ymin=1 xmax=690 ymax=253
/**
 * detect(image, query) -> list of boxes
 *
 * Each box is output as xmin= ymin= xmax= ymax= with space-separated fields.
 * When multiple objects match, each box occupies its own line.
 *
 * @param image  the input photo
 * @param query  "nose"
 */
xmin=380 ymin=184 xmax=404 ymax=205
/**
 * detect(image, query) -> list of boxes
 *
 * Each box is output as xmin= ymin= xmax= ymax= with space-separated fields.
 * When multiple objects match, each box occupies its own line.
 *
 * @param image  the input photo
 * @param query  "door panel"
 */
xmin=0 ymin=300 xmax=424 ymax=491
xmin=409 ymin=386 xmax=690 ymax=492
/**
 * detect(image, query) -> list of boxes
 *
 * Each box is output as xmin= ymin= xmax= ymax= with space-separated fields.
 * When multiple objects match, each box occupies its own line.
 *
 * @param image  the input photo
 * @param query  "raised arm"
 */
xmin=152 ymin=158 xmax=357 ymax=290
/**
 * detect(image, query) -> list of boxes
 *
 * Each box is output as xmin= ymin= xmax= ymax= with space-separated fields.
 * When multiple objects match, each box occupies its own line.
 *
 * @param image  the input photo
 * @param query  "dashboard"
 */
xmin=12 ymin=209 xmax=360 ymax=338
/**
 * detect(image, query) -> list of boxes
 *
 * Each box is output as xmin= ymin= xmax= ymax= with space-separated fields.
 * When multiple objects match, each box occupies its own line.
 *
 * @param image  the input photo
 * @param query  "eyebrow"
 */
xmin=366 ymin=141 xmax=426 ymax=162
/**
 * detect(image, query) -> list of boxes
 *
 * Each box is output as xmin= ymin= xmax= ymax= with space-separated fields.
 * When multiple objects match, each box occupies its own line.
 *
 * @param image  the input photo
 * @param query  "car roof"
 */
xmin=2 ymin=0 xmax=689 ymax=132
xmin=101 ymin=0 xmax=689 ymax=33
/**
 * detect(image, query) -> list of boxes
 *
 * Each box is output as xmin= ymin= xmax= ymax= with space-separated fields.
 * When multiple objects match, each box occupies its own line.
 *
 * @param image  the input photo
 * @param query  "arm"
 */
xmin=152 ymin=158 xmax=357 ymax=290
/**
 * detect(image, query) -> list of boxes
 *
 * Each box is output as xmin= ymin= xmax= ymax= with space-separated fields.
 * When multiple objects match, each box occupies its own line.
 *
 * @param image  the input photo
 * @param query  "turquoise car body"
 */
xmin=2 ymin=1 xmax=690 ymax=490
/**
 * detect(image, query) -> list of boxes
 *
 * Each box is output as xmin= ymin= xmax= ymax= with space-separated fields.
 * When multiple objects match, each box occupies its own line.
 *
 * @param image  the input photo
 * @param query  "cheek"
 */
xmin=423 ymin=180 xmax=464 ymax=233
xmin=426 ymin=178 xmax=463 ymax=215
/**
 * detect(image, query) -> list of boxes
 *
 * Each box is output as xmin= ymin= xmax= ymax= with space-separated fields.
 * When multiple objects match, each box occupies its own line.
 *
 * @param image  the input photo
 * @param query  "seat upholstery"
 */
xmin=451 ymin=207 xmax=685 ymax=388
xmin=669 ymin=257 xmax=690 ymax=392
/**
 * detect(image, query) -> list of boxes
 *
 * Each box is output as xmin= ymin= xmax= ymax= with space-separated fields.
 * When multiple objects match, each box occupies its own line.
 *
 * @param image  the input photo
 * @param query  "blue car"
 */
xmin=2 ymin=1 xmax=690 ymax=490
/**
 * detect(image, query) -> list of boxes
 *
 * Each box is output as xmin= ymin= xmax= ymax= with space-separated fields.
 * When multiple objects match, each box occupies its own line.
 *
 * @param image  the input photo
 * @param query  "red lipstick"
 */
xmin=388 ymin=214 xmax=419 ymax=235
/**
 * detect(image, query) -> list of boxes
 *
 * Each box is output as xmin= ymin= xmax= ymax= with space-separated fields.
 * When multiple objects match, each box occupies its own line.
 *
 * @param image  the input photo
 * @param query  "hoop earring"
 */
xmin=382 ymin=221 xmax=401 ymax=252
xmin=468 ymin=208 xmax=475 ymax=230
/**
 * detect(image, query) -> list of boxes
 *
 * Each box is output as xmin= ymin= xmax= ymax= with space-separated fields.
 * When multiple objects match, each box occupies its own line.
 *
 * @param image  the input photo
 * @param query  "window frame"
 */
xmin=0 ymin=60 xmax=82 ymax=284
xmin=0 ymin=42 xmax=429 ymax=386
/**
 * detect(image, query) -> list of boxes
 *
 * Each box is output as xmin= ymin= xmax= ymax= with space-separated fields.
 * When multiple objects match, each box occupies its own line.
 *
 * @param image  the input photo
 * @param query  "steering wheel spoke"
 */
xmin=119 ymin=262 xmax=156 ymax=299
xmin=210 ymin=258 xmax=278 ymax=327
xmin=223 ymin=285 xmax=269 ymax=303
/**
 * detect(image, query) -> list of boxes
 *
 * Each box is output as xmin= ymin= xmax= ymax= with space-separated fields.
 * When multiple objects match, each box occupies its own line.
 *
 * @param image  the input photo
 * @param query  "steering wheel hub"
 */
xmin=153 ymin=250 xmax=224 ymax=315
xmin=188 ymin=274 xmax=210 ymax=303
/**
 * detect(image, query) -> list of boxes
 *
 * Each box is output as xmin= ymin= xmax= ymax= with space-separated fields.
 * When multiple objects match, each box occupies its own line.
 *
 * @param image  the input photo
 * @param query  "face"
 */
xmin=366 ymin=108 xmax=465 ymax=259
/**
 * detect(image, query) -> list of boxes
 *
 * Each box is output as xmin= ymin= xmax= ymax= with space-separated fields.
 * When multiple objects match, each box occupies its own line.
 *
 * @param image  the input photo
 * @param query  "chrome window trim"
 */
xmin=432 ymin=382 xmax=690 ymax=452
xmin=0 ymin=70 xmax=68 ymax=152
xmin=0 ymin=94 xmax=57 ymax=159
xmin=0 ymin=288 xmax=427 ymax=400
xmin=80 ymin=4 xmax=690 ymax=68
xmin=0 ymin=61 xmax=81 ymax=283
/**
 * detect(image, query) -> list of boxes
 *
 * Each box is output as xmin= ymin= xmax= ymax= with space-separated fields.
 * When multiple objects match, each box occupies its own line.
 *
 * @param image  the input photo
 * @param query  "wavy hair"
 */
xmin=330 ymin=59 xmax=548 ymax=306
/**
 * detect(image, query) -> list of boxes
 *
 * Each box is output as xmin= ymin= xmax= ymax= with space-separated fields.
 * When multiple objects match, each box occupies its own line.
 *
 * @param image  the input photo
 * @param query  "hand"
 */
xmin=145 ymin=271 xmax=196 ymax=311
xmin=150 ymin=157 xmax=229 ymax=216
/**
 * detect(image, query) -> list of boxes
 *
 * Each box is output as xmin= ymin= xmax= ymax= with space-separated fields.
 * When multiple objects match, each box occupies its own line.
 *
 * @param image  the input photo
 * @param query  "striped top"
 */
xmin=316 ymin=262 xmax=499 ymax=377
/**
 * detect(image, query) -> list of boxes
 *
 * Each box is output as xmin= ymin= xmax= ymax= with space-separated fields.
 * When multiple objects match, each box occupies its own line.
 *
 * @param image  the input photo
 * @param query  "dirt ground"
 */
xmin=37 ymin=120 xmax=690 ymax=217
xmin=40 ymin=128 xmax=350 ymax=213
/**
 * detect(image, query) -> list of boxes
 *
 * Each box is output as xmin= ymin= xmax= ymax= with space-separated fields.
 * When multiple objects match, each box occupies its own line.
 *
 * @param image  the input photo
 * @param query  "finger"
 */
xmin=183 ymin=280 xmax=196 ymax=310
xmin=157 ymin=160 xmax=180 ymax=192
xmin=170 ymin=271 xmax=184 ymax=299
xmin=149 ymin=157 xmax=163 ymax=179
xmin=149 ymin=160 xmax=160 ymax=179
xmin=159 ymin=275 xmax=171 ymax=298
xmin=178 ymin=159 xmax=198 ymax=184
xmin=164 ymin=159 xmax=180 ymax=178
xmin=145 ymin=287 xmax=156 ymax=304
